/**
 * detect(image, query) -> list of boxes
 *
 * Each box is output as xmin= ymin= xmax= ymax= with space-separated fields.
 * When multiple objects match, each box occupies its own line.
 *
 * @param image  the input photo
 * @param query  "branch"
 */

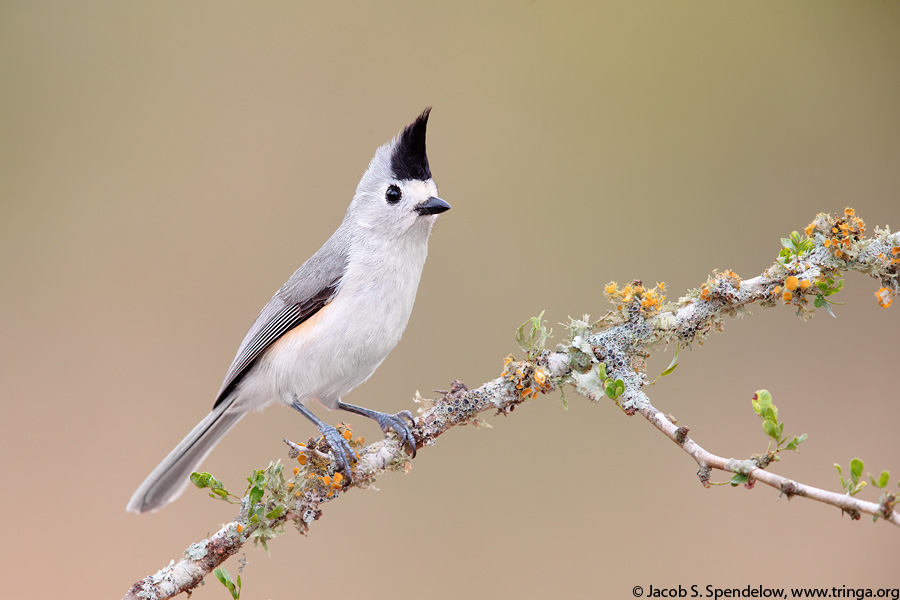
xmin=124 ymin=379 xmax=526 ymax=600
xmin=124 ymin=209 xmax=899 ymax=600
xmin=640 ymin=405 xmax=900 ymax=526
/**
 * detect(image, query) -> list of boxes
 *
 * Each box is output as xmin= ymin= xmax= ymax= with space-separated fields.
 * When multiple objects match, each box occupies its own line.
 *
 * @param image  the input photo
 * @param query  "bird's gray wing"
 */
xmin=214 ymin=235 xmax=348 ymax=406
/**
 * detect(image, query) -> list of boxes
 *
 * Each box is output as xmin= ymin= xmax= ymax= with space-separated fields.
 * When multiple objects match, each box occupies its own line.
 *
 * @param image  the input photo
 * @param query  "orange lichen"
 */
xmin=817 ymin=209 xmax=865 ymax=258
xmin=320 ymin=472 xmax=344 ymax=497
xmin=875 ymin=287 xmax=893 ymax=309
xmin=785 ymin=276 xmax=799 ymax=291
xmin=640 ymin=288 xmax=664 ymax=310
xmin=293 ymin=467 xmax=300 ymax=476
xmin=297 ymin=454 xmax=308 ymax=465
xmin=782 ymin=291 xmax=793 ymax=302
xmin=236 ymin=524 xmax=244 ymax=533
xmin=606 ymin=280 xmax=665 ymax=314
xmin=800 ymin=279 xmax=811 ymax=291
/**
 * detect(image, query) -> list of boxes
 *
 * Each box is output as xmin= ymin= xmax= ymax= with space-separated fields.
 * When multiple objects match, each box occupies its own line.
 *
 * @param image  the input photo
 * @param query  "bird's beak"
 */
xmin=414 ymin=196 xmax=451 ymax=216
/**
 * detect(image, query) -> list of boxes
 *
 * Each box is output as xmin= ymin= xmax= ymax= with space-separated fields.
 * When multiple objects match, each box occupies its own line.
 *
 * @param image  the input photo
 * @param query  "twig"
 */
xmin=640 ymin=405 xmax=900 ymax=526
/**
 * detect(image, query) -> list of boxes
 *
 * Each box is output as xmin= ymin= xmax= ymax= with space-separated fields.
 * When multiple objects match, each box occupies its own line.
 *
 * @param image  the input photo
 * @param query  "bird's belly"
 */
xmin=241 ymin=287 xmax=410 ymax=411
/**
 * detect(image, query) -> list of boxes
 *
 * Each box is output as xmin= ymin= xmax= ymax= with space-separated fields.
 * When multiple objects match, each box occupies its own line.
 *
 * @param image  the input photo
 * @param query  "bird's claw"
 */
xmin=319 ymin=424 xmax=356 ymax=484
xmin=374 ymin=410 xmax=418 ymax=458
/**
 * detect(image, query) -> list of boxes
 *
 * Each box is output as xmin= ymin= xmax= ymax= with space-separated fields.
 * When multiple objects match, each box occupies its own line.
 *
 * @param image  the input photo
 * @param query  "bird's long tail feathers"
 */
xmin=126 ymin=400 xmax=245 ymax=514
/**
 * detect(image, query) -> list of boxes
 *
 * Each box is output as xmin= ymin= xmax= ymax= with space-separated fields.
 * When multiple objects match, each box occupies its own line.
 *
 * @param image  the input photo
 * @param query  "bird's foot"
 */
xmin=290 ymin=398 xmax=357 ymax=483
xmin=336 ymin=402 xmax=418 ymax=458
xmin=372 ymin=410 xmax=418 ymax=458
xmin=317 ymin=422 xmax=357 ymax=483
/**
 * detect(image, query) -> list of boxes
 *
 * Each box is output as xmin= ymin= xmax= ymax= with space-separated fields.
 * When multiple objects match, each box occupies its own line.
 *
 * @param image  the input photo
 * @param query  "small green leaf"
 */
xmin=730 ymin=473 xmax=749 ymax=487
xmin=755 ymin=390 xmax=772 ymax=412
xmin=604 ymin=380 xmax=615 ymax=397
xmin=597 ymin=362 xmax=608 ymax=381
xmin=191 ymin=472 xmax=232 ymax=501
xmin=213 ymin=567 xmax=241 ymax=600
xmin=821 ymin=300 xmax=837 ymax=318
xmin=248 ymin=469 xmax=267 ymax=488
xmin=786 ymin=433 xmax=807 ymax=450
xmin=659 ymin=344 xmax=680 ymax=378
xmin=604 ymin=378 xmax=625 ymax=399
xmin=265 ymin=505 xmax=284 ymax=519
xmin=214 ymin=567 xmax=230 ymax=587
xmin=850 ymin=458 xmax=865 ymax=480
xmin=191 ymin=472 xmax=212 ymax=489
xmin=871 ymin=470 xmax=890 ymax=489
xmin=834 ymin=463 xmax=842 ymax=477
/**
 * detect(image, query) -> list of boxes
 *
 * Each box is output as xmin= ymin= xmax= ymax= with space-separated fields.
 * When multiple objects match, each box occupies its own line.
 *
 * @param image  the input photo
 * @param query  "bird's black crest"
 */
xmin=390 ymin=107 xmax=432 ymax=181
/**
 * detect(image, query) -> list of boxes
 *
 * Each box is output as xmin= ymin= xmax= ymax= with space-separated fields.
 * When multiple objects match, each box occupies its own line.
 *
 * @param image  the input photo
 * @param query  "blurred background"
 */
xmin=2 ymin=2 xmax=899 ymax=598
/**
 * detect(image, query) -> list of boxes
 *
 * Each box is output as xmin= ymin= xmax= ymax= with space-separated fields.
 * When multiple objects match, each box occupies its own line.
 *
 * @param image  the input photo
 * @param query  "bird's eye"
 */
xmin=385 ymin=184 xmax=402 ymax=204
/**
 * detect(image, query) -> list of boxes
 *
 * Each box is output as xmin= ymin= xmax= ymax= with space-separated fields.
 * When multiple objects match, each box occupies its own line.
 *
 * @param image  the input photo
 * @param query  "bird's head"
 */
xmin=348 ymin=108 xmax=450 ymax=240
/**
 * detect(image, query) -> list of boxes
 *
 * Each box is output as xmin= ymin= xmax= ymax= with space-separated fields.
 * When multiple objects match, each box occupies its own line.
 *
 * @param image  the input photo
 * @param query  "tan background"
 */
xmin=2 ymin=2 xmax=899 ymax=598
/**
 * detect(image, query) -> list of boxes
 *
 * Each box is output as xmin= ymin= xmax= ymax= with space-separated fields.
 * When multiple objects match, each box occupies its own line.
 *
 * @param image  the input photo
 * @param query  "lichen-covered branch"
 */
xmin=123 ymin=379 xmax=527 ymax=600
xmin=124 ymin=210 xmax=899 ymax=600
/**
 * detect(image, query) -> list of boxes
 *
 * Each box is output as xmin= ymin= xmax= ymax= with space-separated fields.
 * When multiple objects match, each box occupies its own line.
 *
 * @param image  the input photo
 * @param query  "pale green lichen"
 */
xmin=184 ymin=542 xmax=208 ymax=560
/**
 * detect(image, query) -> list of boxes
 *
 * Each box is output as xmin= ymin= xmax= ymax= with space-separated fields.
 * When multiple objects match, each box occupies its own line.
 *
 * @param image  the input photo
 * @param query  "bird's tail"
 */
xmin=126 ymin=399 xmax=245 ymax=514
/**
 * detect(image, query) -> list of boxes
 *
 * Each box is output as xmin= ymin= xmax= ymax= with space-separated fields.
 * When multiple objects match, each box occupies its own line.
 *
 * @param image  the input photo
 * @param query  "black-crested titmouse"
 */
xmin=127 ymin=109 xmax=449 ymax=513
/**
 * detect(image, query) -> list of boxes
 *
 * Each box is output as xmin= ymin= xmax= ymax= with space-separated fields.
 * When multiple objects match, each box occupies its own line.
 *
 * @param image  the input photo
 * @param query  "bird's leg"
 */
xmin=336 ymin=401 xmax=417 ymax=458
xmin=290 ymin=398 xmax=356 ymax=482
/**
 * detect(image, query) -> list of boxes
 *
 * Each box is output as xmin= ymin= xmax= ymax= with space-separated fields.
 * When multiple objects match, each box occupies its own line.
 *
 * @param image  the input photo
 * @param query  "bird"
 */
xmin=127 ymin=108 xmax=450 ymax=513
